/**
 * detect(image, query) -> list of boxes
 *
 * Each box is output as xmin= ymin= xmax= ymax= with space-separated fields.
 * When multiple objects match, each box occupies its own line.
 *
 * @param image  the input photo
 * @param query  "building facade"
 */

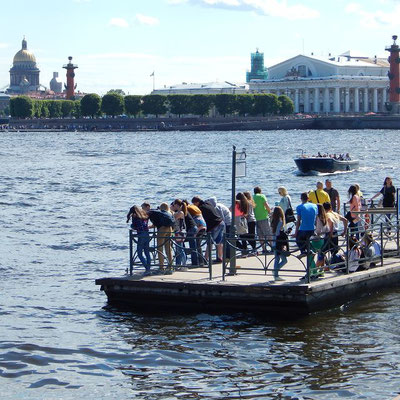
xmin=8 ymin=38 xmax=41 ymax=94
xmin=152 ymin=81 xmax=248 ymax=95
xmin=249 ymin=53 xmax=390 ymax=113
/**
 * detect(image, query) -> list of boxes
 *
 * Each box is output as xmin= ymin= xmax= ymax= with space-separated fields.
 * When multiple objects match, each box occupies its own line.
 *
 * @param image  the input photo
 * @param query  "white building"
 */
xmin=152 ymin=81 xmax=248 ymax=95
xmin=249 ymin=52 xmax=390 ymax=113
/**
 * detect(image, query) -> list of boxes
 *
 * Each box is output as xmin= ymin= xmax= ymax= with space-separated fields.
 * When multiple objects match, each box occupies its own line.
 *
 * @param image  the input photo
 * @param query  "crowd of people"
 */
xmin=126 ymin=176 xmax=396 ymax=281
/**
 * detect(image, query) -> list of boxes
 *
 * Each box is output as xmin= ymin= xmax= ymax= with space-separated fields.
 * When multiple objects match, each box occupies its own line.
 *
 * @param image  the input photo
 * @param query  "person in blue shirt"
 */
xmin=294 ymin=192 xmax=317 ymax=257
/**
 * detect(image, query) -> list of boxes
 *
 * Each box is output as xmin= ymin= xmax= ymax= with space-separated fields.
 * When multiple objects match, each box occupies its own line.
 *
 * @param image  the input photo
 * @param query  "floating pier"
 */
xmin=96 ymin=247 xmax=400 ymax=316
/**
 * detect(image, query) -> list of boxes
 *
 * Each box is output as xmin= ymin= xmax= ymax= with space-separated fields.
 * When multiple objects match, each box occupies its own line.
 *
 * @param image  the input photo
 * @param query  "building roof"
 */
xmin=270 ymin=53 xmax=388 ymax=70
xmin=13 ymin=38 xmax=37 ymax=65
xmin=158 ymin=81 xmax=247 ymax=91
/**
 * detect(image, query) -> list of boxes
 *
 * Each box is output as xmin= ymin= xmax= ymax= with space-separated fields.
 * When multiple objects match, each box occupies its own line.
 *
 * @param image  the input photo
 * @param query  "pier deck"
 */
xmin=95 ymin=252 xmax=400 ymax=315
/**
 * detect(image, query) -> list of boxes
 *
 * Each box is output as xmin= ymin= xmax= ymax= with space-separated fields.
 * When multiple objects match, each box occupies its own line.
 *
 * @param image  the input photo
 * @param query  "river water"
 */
xmin=1 ymin=129 xmax=400 ymax=399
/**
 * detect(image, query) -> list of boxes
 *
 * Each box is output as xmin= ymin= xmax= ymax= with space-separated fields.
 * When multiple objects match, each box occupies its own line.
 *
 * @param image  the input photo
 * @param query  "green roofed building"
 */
xmin=246 ymin=49 xmax=268 ymax=83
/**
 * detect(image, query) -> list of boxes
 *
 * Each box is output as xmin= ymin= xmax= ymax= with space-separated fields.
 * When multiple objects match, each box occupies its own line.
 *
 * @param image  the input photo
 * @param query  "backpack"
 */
xmin=149 ymin=210 xmax=175 ymax=228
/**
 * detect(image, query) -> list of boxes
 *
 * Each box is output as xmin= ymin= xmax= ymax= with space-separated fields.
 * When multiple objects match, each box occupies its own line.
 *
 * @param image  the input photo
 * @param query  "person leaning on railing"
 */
xmin=323 ymin=201 xmax=348 ymax=259
xmin=126 ymin=205 xmax=152 ymax=274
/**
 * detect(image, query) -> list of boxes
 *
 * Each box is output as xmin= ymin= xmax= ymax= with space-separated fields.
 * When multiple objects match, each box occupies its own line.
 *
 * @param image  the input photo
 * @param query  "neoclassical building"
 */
xmin=249 ymin=53 xmax=390 ymax=113
xmin=8 ymin=37 xmax=41 ymax=94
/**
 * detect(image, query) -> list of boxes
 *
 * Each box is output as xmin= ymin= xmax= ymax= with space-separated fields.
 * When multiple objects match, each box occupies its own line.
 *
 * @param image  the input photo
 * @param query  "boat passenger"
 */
xmin=270 ymin=206 xmax=288 ymax=282
xmin=308 ymin=181 xmax=330 ymax=205
xmin=324 ymin=179 xmax=340 ymax=213
xmin=127 ymin=205 xmax=152 ymax=273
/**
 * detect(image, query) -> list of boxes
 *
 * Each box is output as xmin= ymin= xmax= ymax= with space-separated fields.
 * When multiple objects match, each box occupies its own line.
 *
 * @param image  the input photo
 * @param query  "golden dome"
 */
xmin=13 ymin=49 xmax=36 ymax=64
xmin=13 ymin=38 xmax=36 ymax=65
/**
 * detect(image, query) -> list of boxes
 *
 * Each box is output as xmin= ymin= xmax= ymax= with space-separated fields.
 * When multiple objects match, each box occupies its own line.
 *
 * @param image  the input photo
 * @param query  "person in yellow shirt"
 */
xmin=308 ymin=181 xmax=330 ymax=205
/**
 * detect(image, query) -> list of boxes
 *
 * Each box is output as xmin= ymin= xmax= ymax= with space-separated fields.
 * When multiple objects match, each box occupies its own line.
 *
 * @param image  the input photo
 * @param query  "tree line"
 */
xmin=9 ymin=92 xmax=294 ymax=119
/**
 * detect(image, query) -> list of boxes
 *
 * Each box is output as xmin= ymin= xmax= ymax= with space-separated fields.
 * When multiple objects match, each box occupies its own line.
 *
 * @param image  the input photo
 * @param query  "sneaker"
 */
xmin=274 ymin=276 xmax=285 ymax=281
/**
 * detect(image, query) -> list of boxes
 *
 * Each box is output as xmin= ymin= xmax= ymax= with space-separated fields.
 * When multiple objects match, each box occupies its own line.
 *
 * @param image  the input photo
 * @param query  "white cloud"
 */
xmin=109 ymin=17 xmax=129 ymax=28
xmin=0 ymin=43 xmax=9 ymax=49
xmin=345 ymin=2 xmax=400 ymax=28
xmin=135 ymin=14 xmax=160 ymax=26
xmin=167 ymin=0 xmax=320 ymax=20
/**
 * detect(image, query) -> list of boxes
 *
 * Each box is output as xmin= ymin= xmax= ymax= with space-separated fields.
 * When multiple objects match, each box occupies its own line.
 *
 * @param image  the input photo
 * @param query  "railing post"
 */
xmin=207 ymin=233 xmax=212 ymax=280
xmin=306 ymin=237 xmax=311 ymax=283
xmin=380 ymin=223 xmax=384 ymax=266
xmin=129 ymin=229 xmax=133 ymax=276
xmin=345 ymin=229 xmax=349 ymax=274
xmin=222 ymin=233 xmax=226 ymax=281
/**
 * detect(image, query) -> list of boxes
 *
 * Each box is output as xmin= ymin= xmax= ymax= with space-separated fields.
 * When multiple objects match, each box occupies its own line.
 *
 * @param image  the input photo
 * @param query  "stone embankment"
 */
xmin=5 ymin=114 xmax=400 ymax=132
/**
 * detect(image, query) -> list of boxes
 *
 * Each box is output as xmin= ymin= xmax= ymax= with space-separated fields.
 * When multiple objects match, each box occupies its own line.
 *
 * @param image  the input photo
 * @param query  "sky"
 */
xmin=0 ymin=0 xmax=399 ymax=95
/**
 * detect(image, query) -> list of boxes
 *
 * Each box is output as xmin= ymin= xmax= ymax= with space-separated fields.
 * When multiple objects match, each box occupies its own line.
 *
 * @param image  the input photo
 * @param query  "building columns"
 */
xmin=294 ymin=89 xmax=299 ymax=113
xmin=333 ymin=87 xmax=340 ymax=113
xmin=354 ymin=88 xmax=360 ymax=113
xmin=372 ymin=88 xmax=378 ymax=112
xmin=313 ymin=88 xmax=320 ymax=113
xmin=323 ymin=88 xmax=330 ymax=113
xmin=344 ymin=89 xmax=350 ymax=113
xmin=381 ymin=88 xmax=387 ymax=112
xmin=363 ymin=88 xmax=369 ymax=112
xmin=304 ymin=89 xmax=310 ymax=113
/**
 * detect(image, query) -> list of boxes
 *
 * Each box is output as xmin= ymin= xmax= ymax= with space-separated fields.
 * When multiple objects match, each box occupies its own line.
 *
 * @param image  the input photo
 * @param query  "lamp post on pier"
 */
xmin=229 ymin=146 xmax=246 ymax=275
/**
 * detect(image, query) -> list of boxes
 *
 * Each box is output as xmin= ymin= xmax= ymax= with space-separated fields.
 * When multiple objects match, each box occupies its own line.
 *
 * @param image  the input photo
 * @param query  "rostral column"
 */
xmin=385 ymin=35 xmax=400 ymax=113
xmin=63 ymin=56 xmax=78 ymax=100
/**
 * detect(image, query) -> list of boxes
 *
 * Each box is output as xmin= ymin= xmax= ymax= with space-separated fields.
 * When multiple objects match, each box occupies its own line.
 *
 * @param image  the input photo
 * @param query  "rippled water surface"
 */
xmin=1 ymin=129 xmax=400 ymax=399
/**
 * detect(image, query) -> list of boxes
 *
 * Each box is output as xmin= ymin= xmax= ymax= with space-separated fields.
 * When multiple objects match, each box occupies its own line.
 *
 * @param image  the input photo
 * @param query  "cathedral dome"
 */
xmin=13 ymin=38 xmax=36 ymax=65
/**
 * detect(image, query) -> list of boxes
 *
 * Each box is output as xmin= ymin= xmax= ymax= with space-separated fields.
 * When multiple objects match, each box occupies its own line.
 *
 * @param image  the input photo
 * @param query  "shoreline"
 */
xmin=3 ymin=114 xmax=400 ymax=132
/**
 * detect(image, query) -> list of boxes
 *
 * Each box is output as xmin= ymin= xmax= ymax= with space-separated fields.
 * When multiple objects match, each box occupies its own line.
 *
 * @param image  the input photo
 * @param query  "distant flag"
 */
xmin=150 ymin=71 xmax=155 ymax=77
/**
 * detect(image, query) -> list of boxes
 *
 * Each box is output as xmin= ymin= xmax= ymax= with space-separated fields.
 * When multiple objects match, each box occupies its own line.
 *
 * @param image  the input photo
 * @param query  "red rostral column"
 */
xmin=385 ymin=35 xmax=400 ymax=113
xmin=63 ymin=56 xmax=78 ymax=100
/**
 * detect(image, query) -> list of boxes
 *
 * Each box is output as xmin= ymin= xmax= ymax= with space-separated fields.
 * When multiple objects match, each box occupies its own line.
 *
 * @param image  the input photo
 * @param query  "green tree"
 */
xmin=101 ymin=93 xmax=125 ymax=117
xmin=107 ymin=89 xmax=126 ymax=96
xmin=278 ymin=95 xmax=294 ymax=115
xmin=3 ymin=106 xmax=10 ymax=116
xmin=141 ymin=95 xmax=167 ymax=117
xmin=167 ymin=95 xmax=191 ymax=117
xmin=189 ymin=95 xmax=213 ymax=117
xmin=40 ymin=101 xmax=50 ymax=118
xmin=61 ymin=100 xmax=75 ymax=118
xmin=73 ymin=100 xmax=81 ymax=118
xmin=213 ymin=94 xmax=237 ymax=117
xmin=48 ymin=101 xmax=62 ymax=118
xmin=80 ymin=93 xmax=101 ymax=118
xmin=124 ymin=95 xmax=142 ymax=117
xmin=10 ymin=96 xmax=33 ymax=118
xmin=235 ymin=94 xmax=254 ymax=116
xmin=253 ymin=94 xmax=280 ymax=116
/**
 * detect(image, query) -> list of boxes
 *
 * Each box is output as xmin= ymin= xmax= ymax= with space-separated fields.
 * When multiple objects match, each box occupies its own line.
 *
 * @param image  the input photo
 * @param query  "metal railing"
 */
xmin=128 ymin=219 xmax=400 ymax=283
